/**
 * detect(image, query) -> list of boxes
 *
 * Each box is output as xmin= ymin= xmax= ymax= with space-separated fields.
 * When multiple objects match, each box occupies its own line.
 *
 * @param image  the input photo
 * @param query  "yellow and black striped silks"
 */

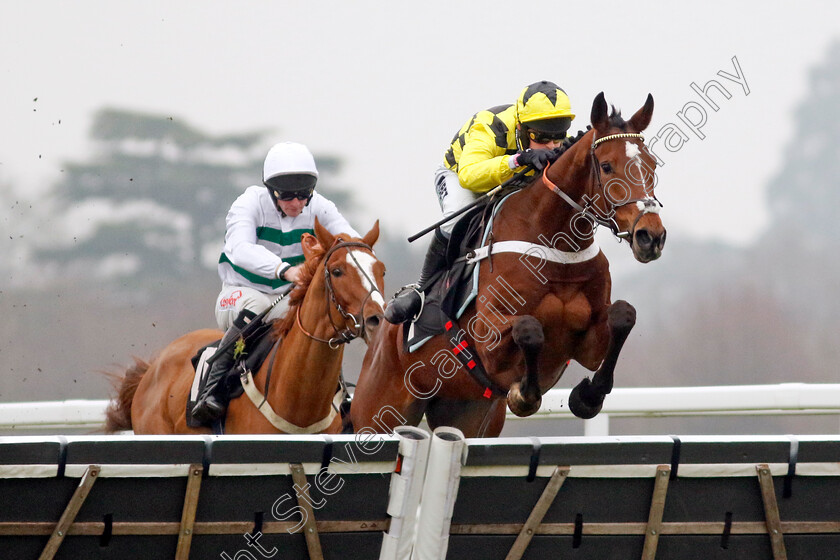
xmin=442 ymin=104 xmax=520 ymax=193
xmin=442 ymin=82 xmax=575 ymax=194
xmin=515 ymin=81 xmax=575 ymax=125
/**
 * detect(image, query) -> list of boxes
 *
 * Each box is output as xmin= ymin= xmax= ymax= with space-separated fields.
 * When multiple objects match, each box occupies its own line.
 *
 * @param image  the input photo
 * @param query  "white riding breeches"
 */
xmin=434 ymin=166 xmax=481 ymax=236
xmin=215 ymin=284 xmax=291 ymax=331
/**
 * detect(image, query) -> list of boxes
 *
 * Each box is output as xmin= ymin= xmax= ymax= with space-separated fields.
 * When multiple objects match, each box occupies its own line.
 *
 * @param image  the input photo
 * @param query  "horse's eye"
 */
xmin=331 ymin=268 xmax=342 ymax=277
xmin=600 ymin=162 xmax=613 ymax=174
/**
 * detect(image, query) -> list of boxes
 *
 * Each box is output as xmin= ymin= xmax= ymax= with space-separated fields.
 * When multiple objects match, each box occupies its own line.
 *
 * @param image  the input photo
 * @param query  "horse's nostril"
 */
xmin=634 ymin=229 xmax=652 ymax=248
xmin=365 ymin=315 xmax=382 ymax=330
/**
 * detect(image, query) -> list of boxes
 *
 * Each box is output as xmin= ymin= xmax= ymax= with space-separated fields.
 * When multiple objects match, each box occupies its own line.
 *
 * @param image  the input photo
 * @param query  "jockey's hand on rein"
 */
xmin=283 ymin=264 xmax=303 ymax=284
xmin=511 ymin=148 xmax=558 ymax=171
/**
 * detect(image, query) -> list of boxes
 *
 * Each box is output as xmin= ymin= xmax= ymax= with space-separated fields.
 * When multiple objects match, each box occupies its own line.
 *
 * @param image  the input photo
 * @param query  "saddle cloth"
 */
xmin=186 ymin=323 xmax=276 ymax=428
xmin=404 ymin=193 xmax=513 ymax=353
xmin=400 ymin=199 xmax=510 ymax=399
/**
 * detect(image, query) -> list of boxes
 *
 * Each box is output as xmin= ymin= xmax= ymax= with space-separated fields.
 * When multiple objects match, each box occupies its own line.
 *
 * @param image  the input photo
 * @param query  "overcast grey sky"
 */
xmin=2 ymin=1 xmax=838 ymax=249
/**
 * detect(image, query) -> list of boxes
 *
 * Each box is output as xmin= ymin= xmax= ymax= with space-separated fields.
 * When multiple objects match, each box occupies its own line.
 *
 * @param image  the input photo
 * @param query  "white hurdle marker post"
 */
xmin=410 ymin=427 xmax=466 ymax=560
xmin=379 ymin=426 xmax=431 ymax=560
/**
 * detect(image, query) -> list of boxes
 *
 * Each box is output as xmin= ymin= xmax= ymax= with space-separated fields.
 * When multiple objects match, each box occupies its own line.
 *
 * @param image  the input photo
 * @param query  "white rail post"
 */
xmin=3 ymin=384 xmax=840 ymax=432
xmin=584 ymin=413 xmax=610 ymax=436
xmin=379 ymin=426 xmax=431 ymax=560
xmin=410 ymin=427 xmax=465 ymax=560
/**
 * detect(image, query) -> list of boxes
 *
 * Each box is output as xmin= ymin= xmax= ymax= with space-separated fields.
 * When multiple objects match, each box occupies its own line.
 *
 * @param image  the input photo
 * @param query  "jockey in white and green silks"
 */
xmin=193 ymin=142 xmax=358 ymax=423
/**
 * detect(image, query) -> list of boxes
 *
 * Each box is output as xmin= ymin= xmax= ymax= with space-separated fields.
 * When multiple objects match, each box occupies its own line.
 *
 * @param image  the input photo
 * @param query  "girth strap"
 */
xmin=466 ymin=240 xmax=600 ymax=265
xmin=239 ymin=369 xmax=344 ymax=434
xmin=443 ymin=320 xmax=508 ymax=399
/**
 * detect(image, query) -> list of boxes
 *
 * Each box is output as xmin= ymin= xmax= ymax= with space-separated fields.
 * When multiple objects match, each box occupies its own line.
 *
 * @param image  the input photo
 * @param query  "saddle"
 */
xmin=186 ymin=320 xmax=352 ymax=432
xmin=404 ymin=204 xmax=486 ymax=350
xmin=186 ymin=320 xmax=276 ymax=429
xmin=401 ymin=199 xmax=511 ymax=399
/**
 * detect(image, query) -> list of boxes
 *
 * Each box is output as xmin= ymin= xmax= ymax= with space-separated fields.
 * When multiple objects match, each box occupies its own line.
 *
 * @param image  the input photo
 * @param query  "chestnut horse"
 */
xmin=351 ymin=93 xmax=666 ymax=437
xmin=106 ymin=219 xmax=386 ymax=434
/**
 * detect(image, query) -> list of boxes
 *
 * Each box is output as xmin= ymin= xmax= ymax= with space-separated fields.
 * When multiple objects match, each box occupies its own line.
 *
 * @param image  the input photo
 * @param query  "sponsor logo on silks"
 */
xmin=220 ymin=290 xmax=243 ymax=309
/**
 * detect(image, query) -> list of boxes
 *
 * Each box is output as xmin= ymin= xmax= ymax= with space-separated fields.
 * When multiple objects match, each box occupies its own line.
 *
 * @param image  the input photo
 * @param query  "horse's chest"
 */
xmin=537 ymin=292 xmax=593 ymax=332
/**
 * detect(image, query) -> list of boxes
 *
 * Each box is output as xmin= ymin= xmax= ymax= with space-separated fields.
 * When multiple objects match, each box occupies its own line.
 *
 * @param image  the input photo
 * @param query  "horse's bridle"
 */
xmin=295 ymin=240 xmax=382 ymax=349
xmin=543 ymin=132 xmax=661 ymax=242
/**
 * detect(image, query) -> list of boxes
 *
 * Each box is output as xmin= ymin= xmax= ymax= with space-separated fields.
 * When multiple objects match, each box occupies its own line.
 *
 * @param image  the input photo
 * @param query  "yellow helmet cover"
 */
xmin=516 ymin=81 xmax=575 ymax=125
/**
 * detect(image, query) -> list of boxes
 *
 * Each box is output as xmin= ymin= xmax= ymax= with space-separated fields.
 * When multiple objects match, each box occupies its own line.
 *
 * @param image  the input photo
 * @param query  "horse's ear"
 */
xmin=313 ymin=217 xmax=335 ymax=248
xmin=362 ymin=220 xmax=380 ymax=248
xmin=628 ymin=93 xmax=654 ymax=132
xmin=300 ymin=232 xmax=322 ymax=260
xmin=591 ymin=92 xmax=609 ymax=132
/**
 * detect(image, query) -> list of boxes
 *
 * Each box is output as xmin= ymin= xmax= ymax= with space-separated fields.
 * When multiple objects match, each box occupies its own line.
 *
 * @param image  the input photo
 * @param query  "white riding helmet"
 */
xmin=262 ymin=142 xmax=319 ymax=214
xmin=263 ymin=142 xmax=318 ymax=187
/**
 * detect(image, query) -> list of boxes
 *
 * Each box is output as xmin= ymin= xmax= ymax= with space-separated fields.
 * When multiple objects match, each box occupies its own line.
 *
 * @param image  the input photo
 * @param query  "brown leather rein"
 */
xmin=294 ymin=240 xmax=380 ymax=349
xmin=541 ymin=132 xmax=661 ymax=242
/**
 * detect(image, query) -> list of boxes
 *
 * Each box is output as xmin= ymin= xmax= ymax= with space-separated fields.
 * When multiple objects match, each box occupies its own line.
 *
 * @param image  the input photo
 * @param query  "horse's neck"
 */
xmin=500 ymin=133 xmax=595 ymax=249
xmin=545 ymin=130 xmax=595 ymax=201
xmin=296 ymin=272 xmax=335 ymax=341
xmin=266 ymin=272 xmax=343 ymax=416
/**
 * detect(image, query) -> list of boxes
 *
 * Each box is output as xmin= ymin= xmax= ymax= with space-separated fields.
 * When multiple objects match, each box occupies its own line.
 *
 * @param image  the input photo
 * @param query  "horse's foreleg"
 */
xmin=569 ymin=300 xmax=636 ymax=419
xmin=350 ymin=323 xmax=428 ymax=434
xmin=349 ymin=393 xmax=426 ymax=434
xmin=506 ymin=315 xmax=545 ymax=417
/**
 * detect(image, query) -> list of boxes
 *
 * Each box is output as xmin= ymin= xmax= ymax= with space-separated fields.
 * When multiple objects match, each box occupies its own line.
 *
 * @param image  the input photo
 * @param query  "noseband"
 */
xmin=295 ymin=240 xmax=381 ymax=348
xmin=543 ymin=132 xmax=661 ymax=242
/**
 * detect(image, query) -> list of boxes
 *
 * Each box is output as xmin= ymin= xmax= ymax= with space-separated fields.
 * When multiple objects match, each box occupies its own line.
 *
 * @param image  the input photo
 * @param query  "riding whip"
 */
xmin=407 ymin=164 xmax=535 ymax=243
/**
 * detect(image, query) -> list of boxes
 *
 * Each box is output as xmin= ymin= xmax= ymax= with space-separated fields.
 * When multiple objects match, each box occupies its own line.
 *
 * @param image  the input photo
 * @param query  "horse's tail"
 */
xmin=104 ymin=358 xmax=149 ymax=433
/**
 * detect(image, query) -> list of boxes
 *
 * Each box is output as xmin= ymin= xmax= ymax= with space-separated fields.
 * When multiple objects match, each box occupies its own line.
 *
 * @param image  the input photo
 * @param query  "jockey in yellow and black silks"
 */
xmin=385 ymin=81 xmax=575 ymax=324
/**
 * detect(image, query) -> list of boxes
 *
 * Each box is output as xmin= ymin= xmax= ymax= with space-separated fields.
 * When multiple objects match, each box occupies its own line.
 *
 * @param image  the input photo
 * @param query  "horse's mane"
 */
xmin=560 ymin=127 xmax=589 ymax=152
xmin=551 ymin=105 xmax=625 ymax=157
xmin=608 ymin=106 xmax=627 ymax=130
xmin=273 ymin=242 xmax=326 ymax=339
xmin=533 ymin=124 xmax=591 ymax=165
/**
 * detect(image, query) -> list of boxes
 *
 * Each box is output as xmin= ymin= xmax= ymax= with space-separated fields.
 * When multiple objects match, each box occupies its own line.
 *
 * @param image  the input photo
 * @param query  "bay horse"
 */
xmin=350 ymin=92 xmax=666 ymax=437
xmin=105 ymin=219 xmax=386 ymax=434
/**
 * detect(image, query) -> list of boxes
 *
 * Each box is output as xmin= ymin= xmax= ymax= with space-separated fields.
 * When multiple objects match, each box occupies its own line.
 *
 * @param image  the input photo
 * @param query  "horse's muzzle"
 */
xmin=632 ymin=227 xmax=666 ymax=263
xmin=363 ymin=312 xmax=384 ymax=342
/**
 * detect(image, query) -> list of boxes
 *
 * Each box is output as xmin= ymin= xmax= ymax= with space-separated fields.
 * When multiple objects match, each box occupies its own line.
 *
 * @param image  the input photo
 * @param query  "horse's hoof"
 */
xmin=568 ymin=379 xmax=604 ymax=420
xmin=507 ymin=382 xmax=542 ymax=418
xmin=512 ymin=316 xmax=544 ymax=350
xmin=608 ymin=300 xmax=637 ymax=332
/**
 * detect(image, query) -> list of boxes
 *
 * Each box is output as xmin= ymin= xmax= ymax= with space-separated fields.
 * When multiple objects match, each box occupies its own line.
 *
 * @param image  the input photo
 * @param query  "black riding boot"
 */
xmin=384 ymin=229 xmax=449 ymax=324
xmin=190 ymin=311 xmax=250 ymax=423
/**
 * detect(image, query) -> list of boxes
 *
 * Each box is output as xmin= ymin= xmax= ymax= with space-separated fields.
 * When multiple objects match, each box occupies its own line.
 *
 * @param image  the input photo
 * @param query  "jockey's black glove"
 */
xmin=510 ymin=148 xmax=559 ymax=171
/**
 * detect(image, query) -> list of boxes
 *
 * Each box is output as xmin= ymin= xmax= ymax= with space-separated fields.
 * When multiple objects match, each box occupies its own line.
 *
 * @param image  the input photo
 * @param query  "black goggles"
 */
xmin=276 ymin=190 xmax=313 ymax=201
xmin=264 ymin=173 xmax=317 ymax=198
xmin=526 ymin=128 xmax=567 ymax=144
